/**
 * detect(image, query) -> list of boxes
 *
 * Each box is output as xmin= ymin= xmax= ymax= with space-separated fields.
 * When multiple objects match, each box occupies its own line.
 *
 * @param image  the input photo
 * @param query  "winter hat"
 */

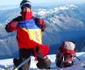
xmin=20 ymin=0 xmax=31 ymax=10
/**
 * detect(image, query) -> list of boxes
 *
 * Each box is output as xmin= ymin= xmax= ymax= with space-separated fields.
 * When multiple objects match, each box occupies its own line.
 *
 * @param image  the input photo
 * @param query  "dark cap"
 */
xmin=20 ymin=0 xmax=31 ymax=10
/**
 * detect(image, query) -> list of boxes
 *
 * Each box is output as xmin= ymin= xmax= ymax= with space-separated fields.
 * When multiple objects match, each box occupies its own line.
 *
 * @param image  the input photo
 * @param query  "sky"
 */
xmin=1 ymin=0 xmax=85 ymax=7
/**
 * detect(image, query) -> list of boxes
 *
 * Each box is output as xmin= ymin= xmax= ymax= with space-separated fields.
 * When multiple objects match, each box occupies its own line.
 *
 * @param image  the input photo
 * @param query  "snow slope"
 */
xmin=0 ymin=52 xmax=85 ymax=70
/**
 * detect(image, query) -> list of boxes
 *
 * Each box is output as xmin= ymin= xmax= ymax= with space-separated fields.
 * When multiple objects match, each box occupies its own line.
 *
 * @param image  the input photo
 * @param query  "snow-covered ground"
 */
xmin=0 ymin=52 xmax=85 ymax=70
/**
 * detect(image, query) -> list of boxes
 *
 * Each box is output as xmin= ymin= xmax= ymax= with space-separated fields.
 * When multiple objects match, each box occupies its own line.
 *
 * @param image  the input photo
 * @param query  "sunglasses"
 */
xmin=21 ymin=4 xmax=31 ymax=9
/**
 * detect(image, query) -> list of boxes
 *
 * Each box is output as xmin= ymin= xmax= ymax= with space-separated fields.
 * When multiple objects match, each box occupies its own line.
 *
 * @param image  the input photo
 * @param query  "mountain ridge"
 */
xmin=0 ymin=4 xmax=85 ymax=58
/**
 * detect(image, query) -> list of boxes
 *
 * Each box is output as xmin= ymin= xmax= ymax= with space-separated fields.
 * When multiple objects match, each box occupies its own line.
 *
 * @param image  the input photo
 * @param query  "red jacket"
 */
xmin=5 ymin=11 xmax=49 ymax=57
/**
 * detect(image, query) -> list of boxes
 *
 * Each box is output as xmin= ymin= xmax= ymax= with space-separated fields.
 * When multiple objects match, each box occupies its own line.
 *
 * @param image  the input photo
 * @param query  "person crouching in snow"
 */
xmin=56 ymin=41 xmax=76 ymax=68
xmin=5 ymin=0 xmax=51 ymax=70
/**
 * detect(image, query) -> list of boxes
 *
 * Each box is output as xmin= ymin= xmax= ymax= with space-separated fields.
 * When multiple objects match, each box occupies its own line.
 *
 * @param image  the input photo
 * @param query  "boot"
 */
xmin=36 ymin=56 xmax=51 ymax=69
xmin=13 ymin=58 xmax=23 ymax=70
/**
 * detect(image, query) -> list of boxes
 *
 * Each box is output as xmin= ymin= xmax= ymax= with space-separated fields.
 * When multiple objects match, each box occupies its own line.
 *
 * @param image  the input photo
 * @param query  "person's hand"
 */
xmin=5 ymin=21 xmax=18 ymax=32
xmin=5 ymin=25 xmax=10 ymax=32
xmin=39 ymin=19 xmax=46 ymax=31
xmin=34 ymin=17 xmax=46 ymax=31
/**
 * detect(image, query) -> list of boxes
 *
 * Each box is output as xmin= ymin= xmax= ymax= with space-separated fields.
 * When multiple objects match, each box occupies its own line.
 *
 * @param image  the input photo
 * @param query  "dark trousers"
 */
xmin=13 ymin=48 xmax=35 ymax=70
xmin=19 ymin=48 xmax=35 ymax=58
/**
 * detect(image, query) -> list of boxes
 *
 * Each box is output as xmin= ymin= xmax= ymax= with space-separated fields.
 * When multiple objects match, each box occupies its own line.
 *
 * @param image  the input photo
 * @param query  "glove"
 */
xmin=5 ymin=25 xmax=10 ymax=32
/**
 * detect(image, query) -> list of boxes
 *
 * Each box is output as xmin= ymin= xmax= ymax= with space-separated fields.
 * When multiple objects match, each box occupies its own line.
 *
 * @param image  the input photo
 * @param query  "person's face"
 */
xmin=22 ymin=7 xmax=31 ymax=12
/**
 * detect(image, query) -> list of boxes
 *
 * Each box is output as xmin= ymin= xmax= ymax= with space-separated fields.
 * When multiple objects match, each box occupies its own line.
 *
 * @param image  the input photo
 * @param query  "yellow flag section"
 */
xmin=23 ymin=28 xmax=42 ymax=44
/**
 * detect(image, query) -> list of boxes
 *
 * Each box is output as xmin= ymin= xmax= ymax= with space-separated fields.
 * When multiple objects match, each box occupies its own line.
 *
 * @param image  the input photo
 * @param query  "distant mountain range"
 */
xmin=0 ymin=4 xmax=85 ymax=59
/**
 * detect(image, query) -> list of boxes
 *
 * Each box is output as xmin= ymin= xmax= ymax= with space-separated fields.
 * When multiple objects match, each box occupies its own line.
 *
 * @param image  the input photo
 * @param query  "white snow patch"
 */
xmin=0 ymin=52 xmax=85 ymax=70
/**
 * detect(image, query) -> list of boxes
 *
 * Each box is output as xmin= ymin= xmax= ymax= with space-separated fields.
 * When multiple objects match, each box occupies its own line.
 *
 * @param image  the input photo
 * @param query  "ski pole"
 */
xmin=14 ymin=57 xmax=31 ymax=70
xmin=75 ymin=56 xmax=81 ymax=61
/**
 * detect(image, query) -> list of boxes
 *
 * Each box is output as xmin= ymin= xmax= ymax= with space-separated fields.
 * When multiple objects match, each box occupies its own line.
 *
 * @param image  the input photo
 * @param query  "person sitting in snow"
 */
xmin=56 ymin=41 xmax=76 ymax=67
xmin=5 ymin=0 xmax=51 ymax=70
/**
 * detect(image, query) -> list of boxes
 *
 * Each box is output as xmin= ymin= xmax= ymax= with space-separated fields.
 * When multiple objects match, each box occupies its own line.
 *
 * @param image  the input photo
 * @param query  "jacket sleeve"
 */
xmin=5 ymin=16 xmax=21 ymax=32
xmin=5 ymin=21 xmax=18 ymax=32
xmin=33 ymin=17 xmax=46 ymax=31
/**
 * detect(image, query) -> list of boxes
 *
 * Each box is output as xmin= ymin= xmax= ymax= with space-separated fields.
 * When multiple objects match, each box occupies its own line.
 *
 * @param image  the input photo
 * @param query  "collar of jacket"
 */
xmin=20 ymin=11 xmax=33 ymax=20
